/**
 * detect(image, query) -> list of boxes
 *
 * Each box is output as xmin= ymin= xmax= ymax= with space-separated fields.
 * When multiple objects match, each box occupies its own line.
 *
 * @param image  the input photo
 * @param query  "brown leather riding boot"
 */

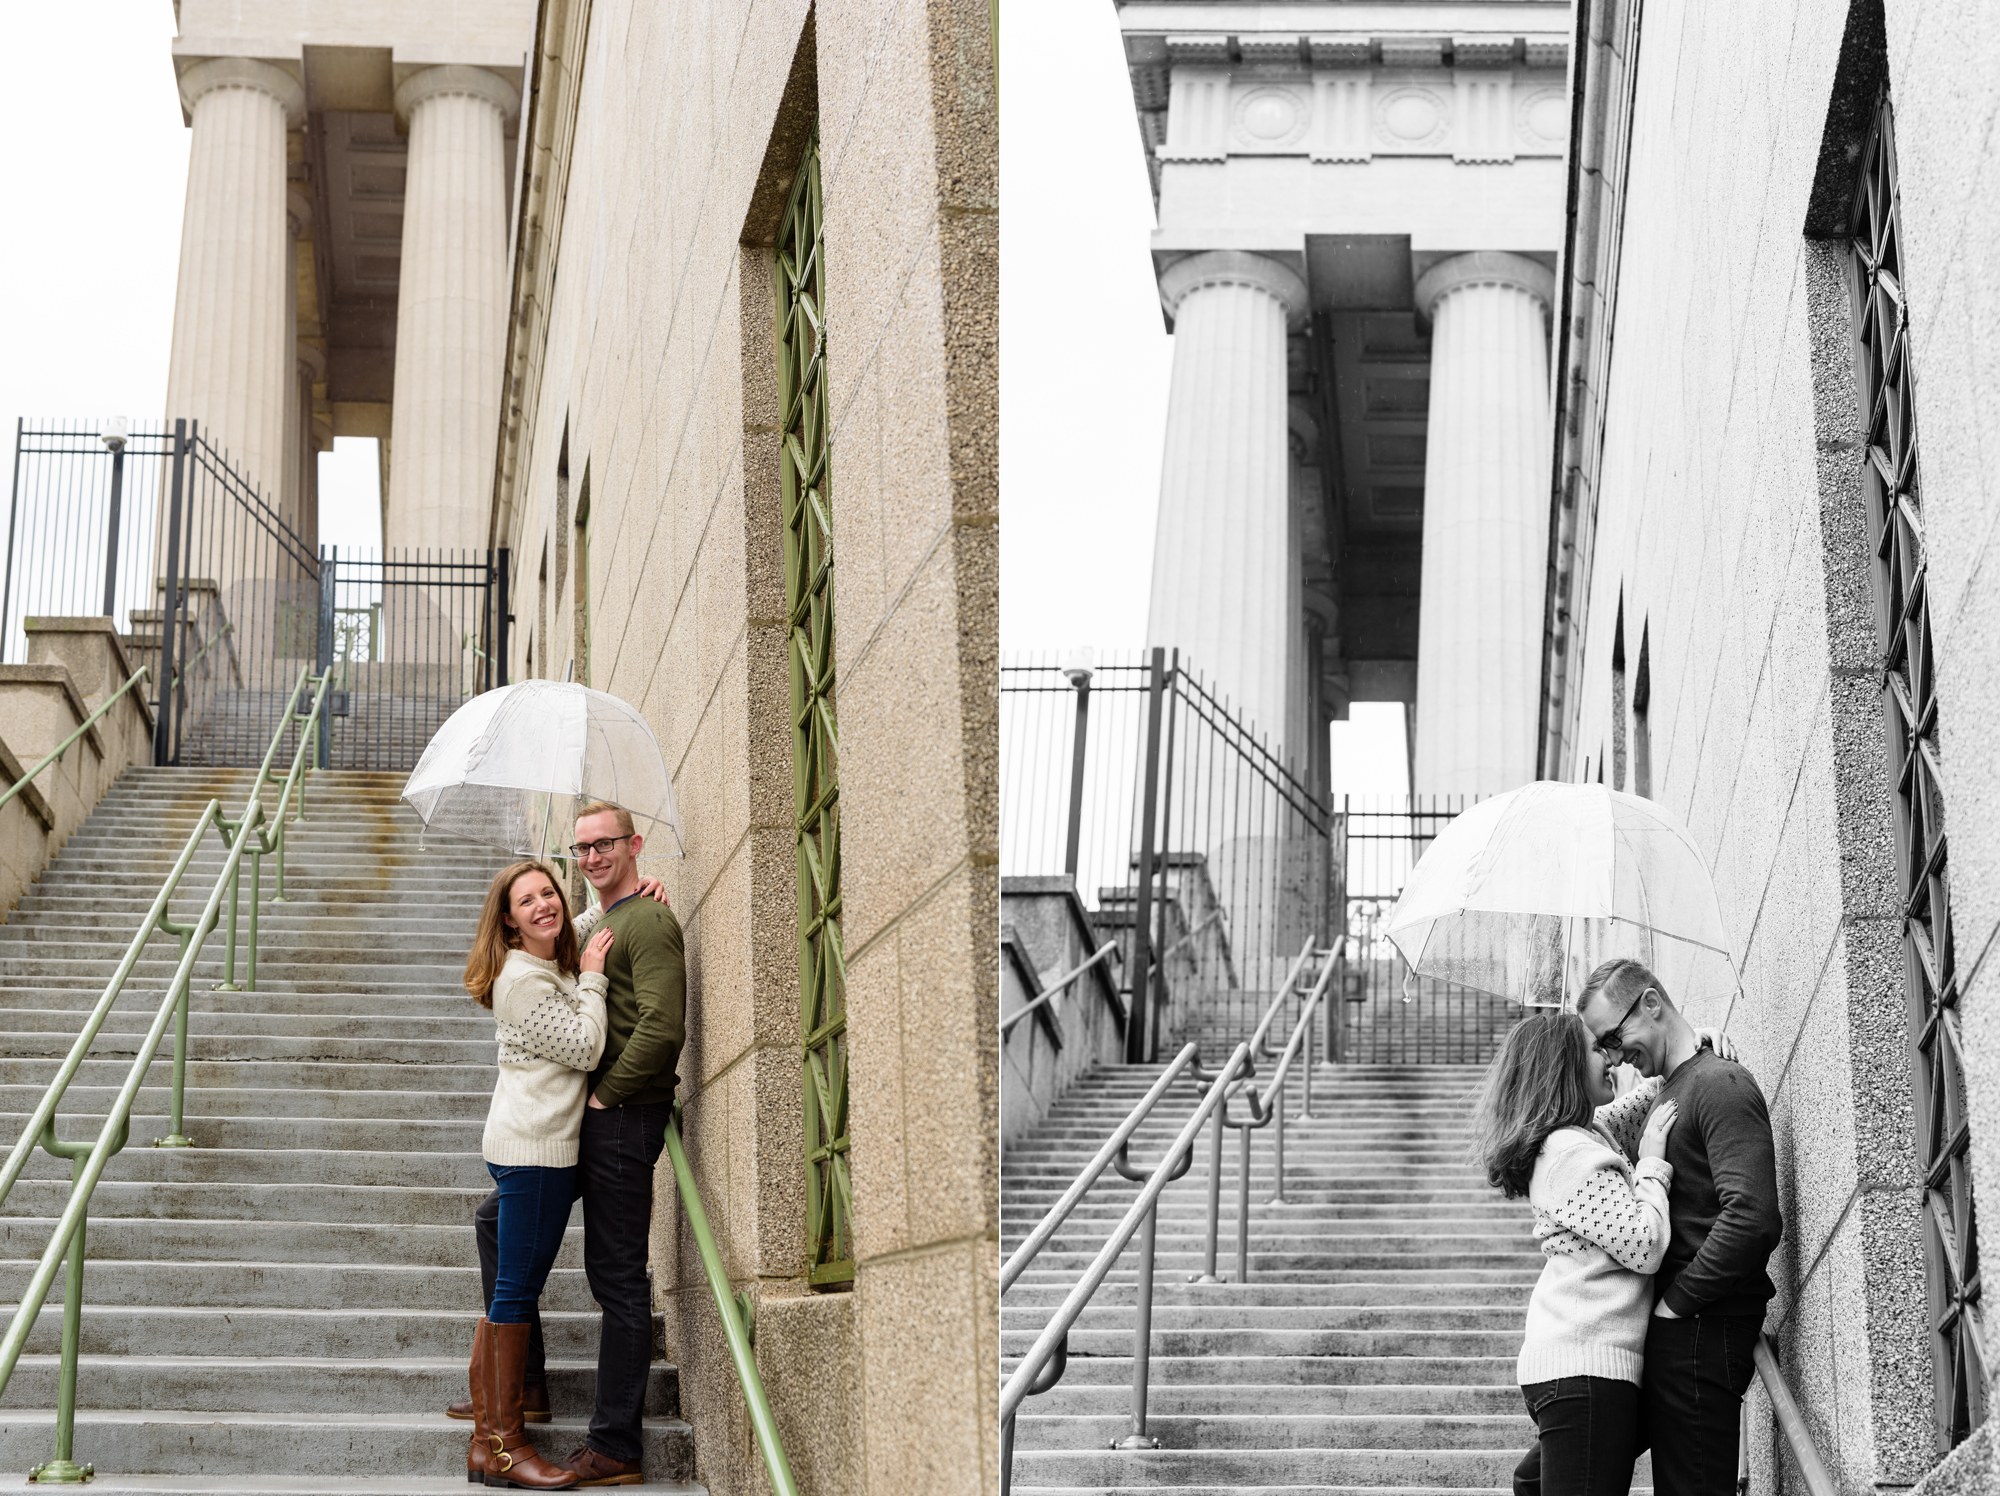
xmin=451 ymin=1379 xmax=548 ymax=1423
xmin=466 ymin=1318 xmax=493 ymax=1485
xmin=485 ymin=1320 xmax=579 ymax=1490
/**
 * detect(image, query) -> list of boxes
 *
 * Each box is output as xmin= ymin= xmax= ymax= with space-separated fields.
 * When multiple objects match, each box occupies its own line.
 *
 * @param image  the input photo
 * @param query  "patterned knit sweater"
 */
xmin=481 ymin=950 xmax=609 ymax=1168
xmin=1517 ymin=1077 xmax=1673 ymax=1386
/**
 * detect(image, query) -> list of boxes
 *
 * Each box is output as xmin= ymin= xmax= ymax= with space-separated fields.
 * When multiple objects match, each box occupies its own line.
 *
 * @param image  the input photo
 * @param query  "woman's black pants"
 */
xmin=1512 ymin=1375 xmax=1642 ymax=1496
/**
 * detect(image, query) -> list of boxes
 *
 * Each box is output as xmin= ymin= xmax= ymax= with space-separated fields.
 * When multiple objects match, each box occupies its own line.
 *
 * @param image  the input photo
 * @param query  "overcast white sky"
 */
xmin=0 ymin=2 xmax=381 ymax=557
xmin=0 ymin=1 xmax=1403 ymax=794
xmin=1001 ymin=1 xmax=1406 ymax=795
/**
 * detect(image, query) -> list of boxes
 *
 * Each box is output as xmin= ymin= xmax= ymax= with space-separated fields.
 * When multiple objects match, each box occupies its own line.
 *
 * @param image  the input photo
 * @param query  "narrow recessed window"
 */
xmin=1631 ymin=626 xmax=1652 ymax=799
xmin=775 ymin=126 xmax=851 ymax=1287
xmin=1849 ymin=89 xmax=1983 ymax=1448
xmin=1610 ymin=600 xmax=1628 ymax=792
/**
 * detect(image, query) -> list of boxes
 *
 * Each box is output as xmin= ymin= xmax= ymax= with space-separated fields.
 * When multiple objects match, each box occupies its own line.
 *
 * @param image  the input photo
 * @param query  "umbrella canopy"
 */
xmin=401 ymin=680 xmax=685 ymax=860
xmin=1383 ymin=781 xmax=1735 ymax=1007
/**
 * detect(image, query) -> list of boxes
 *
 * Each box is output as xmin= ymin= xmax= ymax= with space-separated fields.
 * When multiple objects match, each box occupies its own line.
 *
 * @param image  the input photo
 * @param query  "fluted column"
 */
xmin=1146 ymin=251 xmax=1309 ymax=753
xmin=165 ymin=58 xmax=304 ymax=504
xmin=1410 ymin=251 xmax=1555 ymax=796
xmin=386 ymin=66 xmax=518 ymax=552
xmin=280 ymin=189 xmax=311 ymax=537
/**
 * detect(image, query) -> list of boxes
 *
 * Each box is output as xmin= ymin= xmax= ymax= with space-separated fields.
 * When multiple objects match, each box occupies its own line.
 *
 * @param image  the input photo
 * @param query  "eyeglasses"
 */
xmin=1591 ymin=987 xmax=1652 ymax=1057
xmin=568 ymin=835 xmax=634 ymax=859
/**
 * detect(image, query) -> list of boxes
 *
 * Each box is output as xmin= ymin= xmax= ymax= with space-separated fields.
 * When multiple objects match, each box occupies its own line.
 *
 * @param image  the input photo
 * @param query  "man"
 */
xmin=1578 ymin=958 xmax=1783 ymax=1496
xmin=551 ymin=801 xmax=686 ymax=1487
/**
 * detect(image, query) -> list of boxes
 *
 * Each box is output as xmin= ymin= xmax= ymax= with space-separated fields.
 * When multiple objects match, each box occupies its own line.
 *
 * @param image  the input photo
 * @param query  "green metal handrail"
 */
xmin=0 ymin=666 xmax=150 ymax=821
xmin=0 ymin=665 xmax=328 ymax=1481
xmin=662 ymin=1106 xmax=799 ymax=1496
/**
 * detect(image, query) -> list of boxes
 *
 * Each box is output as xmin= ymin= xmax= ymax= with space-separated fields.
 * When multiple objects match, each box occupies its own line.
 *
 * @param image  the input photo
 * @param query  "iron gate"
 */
xmin=315 ymin=549 xmax=509 ymax=772
xmin=1338 ymin=797 xmax=1521 ymax=1065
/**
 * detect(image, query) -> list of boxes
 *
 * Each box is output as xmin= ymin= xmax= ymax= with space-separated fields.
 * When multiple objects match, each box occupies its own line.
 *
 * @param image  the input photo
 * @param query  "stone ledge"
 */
xmin=22 ymin=616 xmax=155 ymax=735
xmin=0 ymin=734 xmax=55 ymax=831
xmin=0 ymin=666 xmax=105 ymax=762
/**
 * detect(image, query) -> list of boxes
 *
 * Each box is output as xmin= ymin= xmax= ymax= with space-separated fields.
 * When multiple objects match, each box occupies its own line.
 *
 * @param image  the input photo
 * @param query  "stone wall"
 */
xmin=1552 ymin=0 xmax=1999 ymax=1486
xmin=1001 ymin=877 xmax=1126 ymax=1147
xmin=489 ymin=1 xmax=996 ymax=1492
xmin=0 ymin=620 xmax=156 ymax=922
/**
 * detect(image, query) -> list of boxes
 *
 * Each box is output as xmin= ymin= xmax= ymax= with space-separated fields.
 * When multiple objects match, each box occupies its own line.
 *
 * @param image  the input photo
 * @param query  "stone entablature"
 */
xmin=1124 ymin=14 xmax=1572 ymax=194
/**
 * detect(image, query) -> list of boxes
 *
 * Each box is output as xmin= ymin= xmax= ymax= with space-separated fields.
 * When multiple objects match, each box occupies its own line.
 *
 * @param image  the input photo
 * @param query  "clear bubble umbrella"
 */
xmin=401 ymin=679 xmax=684 ymax=861
xmin=1382 ymin=781 xmax=1736 ymax=1009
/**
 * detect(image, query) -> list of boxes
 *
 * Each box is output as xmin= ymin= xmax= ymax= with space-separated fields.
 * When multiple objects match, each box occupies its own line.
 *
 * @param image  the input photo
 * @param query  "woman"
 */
xmin=1472 ymin=1011 xmax=1677 ymax=1496
xmin=460 ymin=861 xmax=612 ymax=1490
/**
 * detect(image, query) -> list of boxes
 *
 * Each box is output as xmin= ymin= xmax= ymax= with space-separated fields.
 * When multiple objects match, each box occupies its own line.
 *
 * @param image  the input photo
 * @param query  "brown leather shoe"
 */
xmin=557 ymin=1446 xmax=645 ymax=1487
xmin=485 ymin=1321 xmax=579 ymax=1489
xmin=466 ymin=1318 xmax=493 ymax=1485
xmin=452 ymin=1379 xmax=549 ymax=1423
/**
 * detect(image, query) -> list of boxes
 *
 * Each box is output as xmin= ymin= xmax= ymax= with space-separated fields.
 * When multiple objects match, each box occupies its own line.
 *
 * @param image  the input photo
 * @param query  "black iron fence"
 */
xmin=1004 ymin=650 xmax=1521 ymax=1067
xmin=2 ymin=418 xmax=509 ymax=772
xmin=1002 ymin=649 xmax=1339 ymax=1061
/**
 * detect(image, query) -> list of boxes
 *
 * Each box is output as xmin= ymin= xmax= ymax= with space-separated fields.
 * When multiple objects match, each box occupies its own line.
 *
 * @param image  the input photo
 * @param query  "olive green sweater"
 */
xmin=577 ymin=892 xmax=685 ymax=1108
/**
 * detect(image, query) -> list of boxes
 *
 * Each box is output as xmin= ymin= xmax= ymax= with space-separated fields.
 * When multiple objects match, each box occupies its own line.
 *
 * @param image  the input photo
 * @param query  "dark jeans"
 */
xmin=1512 ymin=1376 xmax=1642 ymax=1496
xmin=1642 ymin=1313 xmax=1762 ymax=1496
xmin=485 ymin=1163 xmax=579 ymax=1325
xmin=474 ymin=1186 xmax=549 ymax=1385
xmin=577 ymin=1100 xmax=670 ymax=1463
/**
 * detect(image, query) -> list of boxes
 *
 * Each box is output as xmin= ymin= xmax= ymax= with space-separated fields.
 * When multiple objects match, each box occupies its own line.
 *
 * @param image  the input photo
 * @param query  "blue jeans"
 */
xmin=485 ymin=1162 xmax=578 ymax=1325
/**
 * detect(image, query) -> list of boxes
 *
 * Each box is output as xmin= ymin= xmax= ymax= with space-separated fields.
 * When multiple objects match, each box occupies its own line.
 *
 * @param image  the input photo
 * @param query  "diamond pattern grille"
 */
xmin=776 ymin=129 xmax=852 ymax=1287
xmin=1850 ymin=94 xmax=1986 ymax=1450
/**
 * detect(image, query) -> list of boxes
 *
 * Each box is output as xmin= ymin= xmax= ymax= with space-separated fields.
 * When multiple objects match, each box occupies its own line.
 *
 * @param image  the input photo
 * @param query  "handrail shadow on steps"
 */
xmin=0 ymin=664 xmax=329 ymax=1482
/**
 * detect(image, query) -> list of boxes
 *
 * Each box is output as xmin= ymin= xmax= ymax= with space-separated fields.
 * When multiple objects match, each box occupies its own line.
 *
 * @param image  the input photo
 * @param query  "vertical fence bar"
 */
xmin=154 ymin=422 xmax=188 ymax=764
xmin=100 ymin=436 xmax=126 ymax=617
xmin=1 ymin=417 xmax=23 ymax=663
xmin=1062 ymin=667 xmax=1090 ymax=877
xmin=1125 ymin=648 xmax=1166 ymax=1063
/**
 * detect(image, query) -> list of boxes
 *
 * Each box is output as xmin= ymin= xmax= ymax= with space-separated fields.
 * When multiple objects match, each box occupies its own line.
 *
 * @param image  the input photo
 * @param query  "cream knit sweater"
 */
xmin=481 ymin=950 xmax=609 ymax=1168
xmin=1517 ymin=1078 xmax=1673 ymax=1387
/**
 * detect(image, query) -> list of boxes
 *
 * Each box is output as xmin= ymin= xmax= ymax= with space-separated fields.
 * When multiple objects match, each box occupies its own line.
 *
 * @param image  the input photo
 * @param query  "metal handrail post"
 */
xmin=216 ymin=861 xmax=242 ymax=991
xmin=999 ymin=1338 xmax=1068 ymax=1496
xmin=157 ymin=927 xmax=194 ymax=1149
xmin=1109 ymin=1139 xmax=1193 ymax=1449
xmin=246 ymin=849 xmax=262 ymax=990
xmin=1192 ymin=1104 xmax=1225 ymax=1285
xmin=1236 ymin=1117 xmax=1253 ymax=1282
xmin=33 ymin=1114 xmax=128 ymax=1484
xmin=1270 ymin=1072 xmax=1287 ymax=1202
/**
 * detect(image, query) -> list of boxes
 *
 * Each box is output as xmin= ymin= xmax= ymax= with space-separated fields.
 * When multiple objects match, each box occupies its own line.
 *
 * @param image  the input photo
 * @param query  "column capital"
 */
xmin=1414 ymin=251 xmax=1554 ymax=318
xmin=1159 ymin=251 xmax=1310 ymax=331
xmin=286 ymin=187 xmax=313 ymax=239
xmin=178 ymin=58 xmax=305 ymax=126
xmin=296 ymin=343 xmax=327 ymax=382
xmin=395 ymin=65 xmax=521 ymax=128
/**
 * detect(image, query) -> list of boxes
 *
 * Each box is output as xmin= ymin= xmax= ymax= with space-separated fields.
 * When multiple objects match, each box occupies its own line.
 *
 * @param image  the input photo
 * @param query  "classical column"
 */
xmin=165 ymin=58 xmax=304 ymax=503
xmin=1146 ymin=251 xmax=1309 ymax=755
xmin=386 ymin=66 xmax=518 ymax=554
xmin=280 ymin=189 xmax=311 ymax=537
xmin=1410 ymin=251 xmax=1555 ymax=796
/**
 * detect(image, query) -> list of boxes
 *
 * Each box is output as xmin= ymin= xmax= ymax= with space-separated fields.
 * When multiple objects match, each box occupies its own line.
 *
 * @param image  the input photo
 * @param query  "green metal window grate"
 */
xmin=775 ymin=128 xmax=852 ymax=1287
xmin=1849 ymin=92 xmax=1986 ymax=1450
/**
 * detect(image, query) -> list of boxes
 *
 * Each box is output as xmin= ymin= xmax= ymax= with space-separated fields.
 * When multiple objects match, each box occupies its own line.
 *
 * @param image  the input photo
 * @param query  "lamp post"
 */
xmin=99 ymin=418 xmax=129 ymax=619
xmin=1060 ymin=647 xmax=1094 ymax=878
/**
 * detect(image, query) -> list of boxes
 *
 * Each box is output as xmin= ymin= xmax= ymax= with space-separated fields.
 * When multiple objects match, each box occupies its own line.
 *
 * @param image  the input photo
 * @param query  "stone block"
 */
xmin=858 ymin=1241 xmax=989 ymax=1496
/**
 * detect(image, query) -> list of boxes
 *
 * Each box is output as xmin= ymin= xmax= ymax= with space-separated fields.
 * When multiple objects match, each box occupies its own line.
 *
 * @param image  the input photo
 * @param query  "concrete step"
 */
xmin=0 ymin=1259 xmax=593 ymax=1313
xmin=0 ymin=1409 xmax=692 ymax=1481
xmin=2 ymin=1304 xmax=644 ymax=1361
xmin=0 ymin=1355 xmax=676 ymax=1418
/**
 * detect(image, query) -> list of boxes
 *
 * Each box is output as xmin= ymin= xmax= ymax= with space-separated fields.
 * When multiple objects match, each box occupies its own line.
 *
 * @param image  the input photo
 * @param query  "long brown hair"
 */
xmin=464 ymin=861 xmax=580 ymax=1007
xmin=1469 ymin=1011 xmax=1598 ymax=1199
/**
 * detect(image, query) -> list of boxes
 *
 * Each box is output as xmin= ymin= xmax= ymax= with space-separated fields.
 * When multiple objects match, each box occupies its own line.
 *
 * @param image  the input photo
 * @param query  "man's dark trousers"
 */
xmin=1641 ymin=1312 xmax=1762 ymax=1494
xmin=578 ymin=1099 xmax=671 ymax=1463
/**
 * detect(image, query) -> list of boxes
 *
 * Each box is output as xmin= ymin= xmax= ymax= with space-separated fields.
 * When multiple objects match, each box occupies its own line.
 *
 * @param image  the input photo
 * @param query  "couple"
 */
xmin=1475 ymin=958 xmax=1785 ymax=1496
xmin=454 ymin=803 xmax=685 ymax=1489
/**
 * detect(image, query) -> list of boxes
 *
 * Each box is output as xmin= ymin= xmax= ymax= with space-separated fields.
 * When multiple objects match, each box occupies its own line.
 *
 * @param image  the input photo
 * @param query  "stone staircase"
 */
xmin=0 ymin=767 xmax=699 ymax=1492
xmin=1003 ymin=1059 xmax=1649 ymax=1494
